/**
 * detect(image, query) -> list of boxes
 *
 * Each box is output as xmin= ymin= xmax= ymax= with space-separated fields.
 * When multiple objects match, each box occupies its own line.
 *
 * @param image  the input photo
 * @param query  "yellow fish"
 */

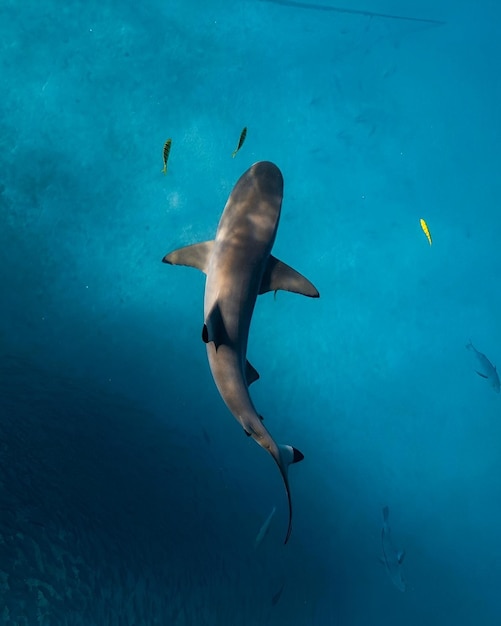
xmin=232 ymin=127 xmax=247 ymax=158
xmin=420 ymin=218 xmax=432 ymax=245
xmin=162 ymin=138 xmax=172 ymax=174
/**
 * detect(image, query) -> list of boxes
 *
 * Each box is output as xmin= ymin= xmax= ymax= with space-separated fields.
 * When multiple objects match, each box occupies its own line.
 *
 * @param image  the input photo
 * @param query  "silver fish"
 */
xmin=381 ymin=506 xmax=406 ymax=592
xmin=466 ymin=340 xmax=500 ymax=393
xmin=254 ymin=506 xmax=277 ymax=550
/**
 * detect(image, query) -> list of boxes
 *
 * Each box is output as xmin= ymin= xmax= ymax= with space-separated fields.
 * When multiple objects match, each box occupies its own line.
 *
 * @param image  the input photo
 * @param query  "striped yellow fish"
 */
xmin=420 ymin=218 xmax=432 ymax=245
xmin=162 ymin=138 xmax=172 ymax=174
xmin=232 ymin=127 xmax=247 ymax=158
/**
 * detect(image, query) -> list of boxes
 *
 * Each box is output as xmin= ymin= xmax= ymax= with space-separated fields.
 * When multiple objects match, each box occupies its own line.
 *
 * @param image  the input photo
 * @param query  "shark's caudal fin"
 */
xmin=163 ymin=241 xmax=214 ymax=273
xmin=274 ymin=444 xmax=304 ymax=544
xmin=259 ymin=255 xmax=319 ymax=298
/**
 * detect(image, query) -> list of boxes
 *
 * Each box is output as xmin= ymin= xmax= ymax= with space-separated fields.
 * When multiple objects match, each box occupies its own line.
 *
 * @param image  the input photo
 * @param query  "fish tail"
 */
xmin=273 ymin=444 xmax=304 ymax=544
xmin=465 ymin=339 xmax=474 ymax=351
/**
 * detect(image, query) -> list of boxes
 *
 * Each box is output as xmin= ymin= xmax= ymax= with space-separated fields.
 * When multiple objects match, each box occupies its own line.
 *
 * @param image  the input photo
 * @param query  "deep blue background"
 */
xmin=1 ymin=0 xmax=500 ymax=624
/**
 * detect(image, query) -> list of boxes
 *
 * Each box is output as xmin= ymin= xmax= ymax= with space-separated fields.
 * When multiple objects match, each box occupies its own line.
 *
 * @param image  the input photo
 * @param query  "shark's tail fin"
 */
xmin=275 ymin=444 xmax=304 ymax=545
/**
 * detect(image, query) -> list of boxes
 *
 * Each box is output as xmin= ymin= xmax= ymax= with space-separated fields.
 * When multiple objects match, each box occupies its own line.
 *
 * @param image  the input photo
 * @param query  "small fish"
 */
xmin=420 ymin=218 xmax=432 ymax=245
xmin=162 ymin=138 xmax=172 ymax=174
xmin=254 ymin=505 xmax=276 ymax=550
xmin=231 ymin=126 xmax=247 ymax=158
xmin=202 ymin=428 xmax=211 ymax=445
xmin=380 ymin=506 xmax=406 ymax=592
xmin=271 ymin=583 xmax=285 ymax=606
xmin=466 ymin=340 xmax=500 ymax=393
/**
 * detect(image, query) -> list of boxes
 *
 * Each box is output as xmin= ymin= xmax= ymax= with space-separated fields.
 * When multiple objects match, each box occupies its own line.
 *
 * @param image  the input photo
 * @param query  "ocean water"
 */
xmin=1 ymin=0 xmax=500 ymax=624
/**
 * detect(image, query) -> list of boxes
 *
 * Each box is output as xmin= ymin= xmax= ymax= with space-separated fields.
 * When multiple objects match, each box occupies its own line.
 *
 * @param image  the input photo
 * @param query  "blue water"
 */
xmin=1 ymin=0 xmax=500 ymax=623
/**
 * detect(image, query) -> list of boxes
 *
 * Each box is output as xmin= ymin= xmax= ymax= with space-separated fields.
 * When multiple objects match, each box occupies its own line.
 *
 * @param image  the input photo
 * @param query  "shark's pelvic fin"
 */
xmin=259 ymin=255 xmax=319 ymax=298
xmin=245 ymin=360 xmax=260 ymax=386
xmin=163 ymin=240 xmax=214 ymax=273
xmin=202 ymin=302 xmax=227 ymax=350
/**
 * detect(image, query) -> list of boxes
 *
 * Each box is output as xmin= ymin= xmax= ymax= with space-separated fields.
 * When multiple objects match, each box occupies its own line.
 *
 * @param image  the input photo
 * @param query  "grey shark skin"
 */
xmin=466 ymin=340 xmax=500 ymax=393
xmin=163 ymin=161 xmax=319 ymax=544
xmin=381 ymin=506 xmax=406 ymax=592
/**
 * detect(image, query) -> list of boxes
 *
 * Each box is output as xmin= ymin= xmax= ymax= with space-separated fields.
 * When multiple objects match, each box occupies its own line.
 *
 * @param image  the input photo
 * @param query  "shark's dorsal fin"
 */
xmin=397 ymin=550 xmax=406 ymax=564
xmin=163 ymin=240 xmax=214 ymax=273
xmin=259 ymin=255 xmax=319 ymax=298
xmin=202 ymin=302 xmax=228 ymax=350
xmin=245 ymin=360 xmax=260 ymax=386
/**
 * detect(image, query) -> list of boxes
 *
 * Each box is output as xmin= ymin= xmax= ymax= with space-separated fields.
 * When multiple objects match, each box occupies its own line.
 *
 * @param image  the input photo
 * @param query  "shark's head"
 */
xmin=217 ymin=161 xmax=284 ymax=250
xmin=249 ymin=161 xmax=284 ymax=199
xmin=228 ymin=161 xmax=283 ymax=215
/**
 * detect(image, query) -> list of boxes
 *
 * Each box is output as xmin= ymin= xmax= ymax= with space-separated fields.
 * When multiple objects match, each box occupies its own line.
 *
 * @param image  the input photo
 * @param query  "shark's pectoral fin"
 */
xmin=162 ymin=240 xmax=214 ymax=273
xmin=475 ymin=370 xmax=489 ymax=379
xmin=245 ymin=360 xmax=260 ymax=386
xmin=397 ymin=550 xmax=406 ymax=564
xmin=259 ymin=255 xmax=319 ymax=298
xmin=202 ymin=302 xmax=227 ymax=350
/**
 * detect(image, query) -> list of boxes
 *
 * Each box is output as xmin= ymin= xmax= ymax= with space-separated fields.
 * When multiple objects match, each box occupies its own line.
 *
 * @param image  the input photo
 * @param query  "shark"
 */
xmin=163 ymin=161 xmax=319 ymax=543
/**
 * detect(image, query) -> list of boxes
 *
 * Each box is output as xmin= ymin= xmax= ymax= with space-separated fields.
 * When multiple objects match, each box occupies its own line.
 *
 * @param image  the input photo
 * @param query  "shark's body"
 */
xmin=163 ymin=161 xmax=319 ymax=543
